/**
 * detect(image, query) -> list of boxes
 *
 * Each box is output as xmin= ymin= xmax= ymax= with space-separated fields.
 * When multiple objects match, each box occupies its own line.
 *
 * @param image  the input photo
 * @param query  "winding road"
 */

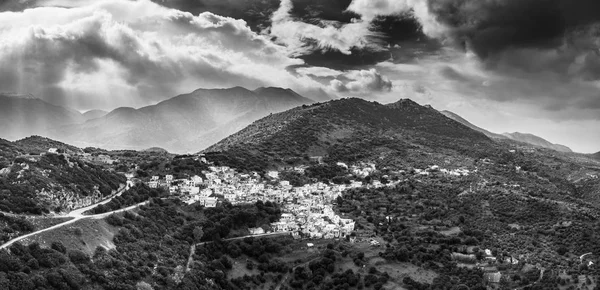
xmin=0 ymin=185 xmax=149 ymax=250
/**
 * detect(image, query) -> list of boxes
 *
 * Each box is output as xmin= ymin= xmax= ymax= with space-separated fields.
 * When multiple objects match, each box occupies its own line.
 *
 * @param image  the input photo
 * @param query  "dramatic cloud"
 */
xmin=0 ymin=0 xmax=324 ymax=110
xmin=425 ymin=0 xmax=600 ymax=56
xmin=347 ymin=0 xmax=444 ymax=38
xmin=329 ymin=69 xmax=392 ymax=93
xmin=269 ymin=0 xmax=376 ymax=55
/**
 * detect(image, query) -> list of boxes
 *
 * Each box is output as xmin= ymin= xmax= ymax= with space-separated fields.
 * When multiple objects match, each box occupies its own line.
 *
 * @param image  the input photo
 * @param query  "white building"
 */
xmin=249 ymin=227 xmax=265 ymax=235
xmin=267 ymin=171 xmax=279 ymax=179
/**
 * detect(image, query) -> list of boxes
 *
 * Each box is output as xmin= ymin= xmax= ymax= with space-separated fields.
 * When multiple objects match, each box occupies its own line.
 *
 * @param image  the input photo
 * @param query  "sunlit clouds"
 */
xmin=0 ymin=0 xmax=318 ymax=110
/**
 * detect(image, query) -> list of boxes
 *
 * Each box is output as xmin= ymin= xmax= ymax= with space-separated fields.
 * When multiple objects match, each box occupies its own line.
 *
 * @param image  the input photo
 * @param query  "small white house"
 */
xmin=204 ymin=197 xmax=218 ymax=208
xmin=48 ymin=148 xmax=58 ymax=154
xmin=267 ymin=171 xmax=279 ymax=179
xmin=249 ymin=227 xmax=265 ymax=235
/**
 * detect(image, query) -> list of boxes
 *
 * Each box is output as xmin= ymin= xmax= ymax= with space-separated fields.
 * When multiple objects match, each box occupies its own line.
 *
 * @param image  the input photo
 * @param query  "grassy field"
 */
xmin=29 ymin=216 xmax=74 ymax=231
xmin=26 ymin=218 xmax=118 ymax=255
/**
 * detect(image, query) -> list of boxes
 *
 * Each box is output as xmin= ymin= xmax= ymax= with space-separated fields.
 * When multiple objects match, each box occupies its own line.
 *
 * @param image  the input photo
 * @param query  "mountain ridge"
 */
xmin=82 ymin=109 xmax=108 ymax=120
xmin=440 ymin=110 xmax=508 ymax=140
xmin=502 ymin=132 xmax=572 ymax=153
xmin=441 ymin=110 xmax=573 ymax=153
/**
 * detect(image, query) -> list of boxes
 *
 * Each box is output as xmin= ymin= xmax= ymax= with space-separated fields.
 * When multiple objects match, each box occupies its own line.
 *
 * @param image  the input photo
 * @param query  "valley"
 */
xmin=1 ymin=98 xmax=600 ymax=290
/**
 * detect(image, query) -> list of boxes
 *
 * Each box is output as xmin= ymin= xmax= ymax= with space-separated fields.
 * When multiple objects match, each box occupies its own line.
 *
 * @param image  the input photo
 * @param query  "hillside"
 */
xmin=440 ymin=110 xmax=508 ymax=139
xmin=14 ymin=136 xmax=83 ymax=155
xmin=55 ymin=87 xmax=314 ymax=153
xmin=205 ymin=98 xmax=492 ymax=171
xmin=0 ymin=94 xmax=84 ymax=140
xmin=441 ymin=110 xmax=574 ymax=153
xmin=503 ymin=132 xmax=573 ymax=153
xmin=0 ymin=138 xmax=125 ymax=215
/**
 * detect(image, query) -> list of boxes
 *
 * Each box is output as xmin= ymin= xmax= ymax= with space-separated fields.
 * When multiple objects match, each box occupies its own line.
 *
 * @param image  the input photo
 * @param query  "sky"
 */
xmin=0 ymin=0 xmax=599 ymax=153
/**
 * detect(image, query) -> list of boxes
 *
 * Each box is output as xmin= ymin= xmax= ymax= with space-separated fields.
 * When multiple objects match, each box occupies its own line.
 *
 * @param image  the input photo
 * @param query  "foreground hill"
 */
xmin=502 ymin=132 xmax=572 ymax=153
xmin=0 ymin=94 xmax=84 ymax=140
xmin=205 ymin=98 xmax=492 ymax=171
xmin=55 ymin=87 xmax=314 ymax=153
xmin=0 ymin=137 xmax=124 ymax=215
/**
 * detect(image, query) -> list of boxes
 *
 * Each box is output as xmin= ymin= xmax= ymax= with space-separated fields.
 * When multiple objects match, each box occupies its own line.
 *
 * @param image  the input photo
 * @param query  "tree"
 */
xmin=68 ymin=250 xmax=90 ymax=264
xmin=193 ymin=226 xmax=204 ymax=242
xmin=51 ymin=241 xmax=67 ymax=254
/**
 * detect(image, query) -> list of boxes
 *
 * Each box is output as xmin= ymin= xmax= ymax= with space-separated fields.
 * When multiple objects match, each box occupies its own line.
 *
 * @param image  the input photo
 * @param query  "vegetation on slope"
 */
xmin=204 ymin=98 xmax=491 ymax=172
xmin=0 ymin=199 xmax=282 ymax=289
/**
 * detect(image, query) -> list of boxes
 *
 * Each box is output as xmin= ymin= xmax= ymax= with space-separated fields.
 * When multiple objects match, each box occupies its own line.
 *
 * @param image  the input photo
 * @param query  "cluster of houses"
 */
xmin=144 ymin=162 xmax=403 ymax=240
xmin=415 ymin=165 xmax=471 ymax=177
xmin=143 ymin=159 xmax=475 ymax=240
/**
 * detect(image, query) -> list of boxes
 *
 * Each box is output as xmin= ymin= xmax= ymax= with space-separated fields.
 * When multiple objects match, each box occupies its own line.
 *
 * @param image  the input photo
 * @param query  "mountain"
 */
xmin=204 ymin=98 xmax=492 ymax=171
xmin=440 ymin=110 xmax=508 ymax=140
xmin=82 ymin=109 xmax=108 ymax=120
xmin=502 ymin=132 xmax=573 ymax=153
xmin=55 ymin=87 xmax=314 ymax=153
xmin=0 ymin=94 xmax=84 ymax=140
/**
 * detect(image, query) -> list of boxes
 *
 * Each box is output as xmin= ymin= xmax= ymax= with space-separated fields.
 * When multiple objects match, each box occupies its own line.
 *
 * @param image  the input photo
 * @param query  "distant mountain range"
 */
xmin=501 ymin=132 xmax=572 ymax=153
xmin=54 ymin=87 xmax=314 ymax=153
xmin=0 ymin=94 xmax=84 ymax=140
xmin=0 ymin=87 xmax=316 ymax=153
xmin=0 ymin=89 xmax=584 ymax=154
xmin=441 ymin=110 xmax=573 ymax=153
xmin=82 ymin=110 xmax=108 ymax=120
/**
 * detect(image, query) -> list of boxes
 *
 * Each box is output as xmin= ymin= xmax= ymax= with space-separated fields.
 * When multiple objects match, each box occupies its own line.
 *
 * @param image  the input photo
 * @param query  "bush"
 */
xmin=68 ymin=250 xmax=90 ymax=264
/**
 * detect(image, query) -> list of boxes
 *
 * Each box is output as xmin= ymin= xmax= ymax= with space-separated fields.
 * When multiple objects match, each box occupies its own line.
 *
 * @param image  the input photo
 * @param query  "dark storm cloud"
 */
xmin=154 ymin=0 xmax=429 ymax=68
xmin=153 ymin=0 xmax=359 ymax=29
xmin=428 ymin=0 xmax=600 ymax=58
xmin=0 ymin=1 xmax=317 ymax=111
xmin=0 ymin=0 xmax=34 ymax=12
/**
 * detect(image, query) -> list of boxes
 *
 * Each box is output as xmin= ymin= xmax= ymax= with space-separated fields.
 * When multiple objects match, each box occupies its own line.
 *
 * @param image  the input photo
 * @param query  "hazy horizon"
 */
xmin=1 ymin=0 xmax=600 ymax=152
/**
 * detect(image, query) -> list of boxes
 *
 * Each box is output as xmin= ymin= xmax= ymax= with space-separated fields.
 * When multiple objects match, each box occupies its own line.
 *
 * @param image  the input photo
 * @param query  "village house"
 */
xmin=249 ymin=227 xmax=265 ymax=235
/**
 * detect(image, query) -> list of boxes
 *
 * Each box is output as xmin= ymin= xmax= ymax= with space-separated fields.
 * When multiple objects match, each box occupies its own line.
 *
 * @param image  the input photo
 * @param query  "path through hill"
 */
xmin=0 ymin=199 xmax=147 ymax=250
